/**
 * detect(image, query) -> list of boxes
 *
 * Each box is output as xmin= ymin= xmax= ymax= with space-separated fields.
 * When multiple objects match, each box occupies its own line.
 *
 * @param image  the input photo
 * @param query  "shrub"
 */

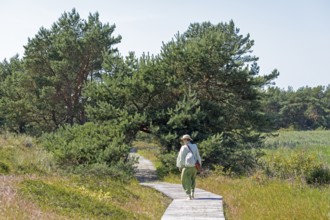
xmin=40 ymin=122 xmax=136 ymax=178
xmin=199 ymin=132 xmax=263 ymax=174
xmin=157 ymin=152 xmax=179 ymax=178
xmin=259 ymin=149 xmax=330 ymax=185
xmin=306 ymin=165 xmax=330 ymax=185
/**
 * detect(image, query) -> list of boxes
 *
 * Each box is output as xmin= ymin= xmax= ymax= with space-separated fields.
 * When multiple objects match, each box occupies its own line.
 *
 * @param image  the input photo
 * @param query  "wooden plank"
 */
xmin=142 ymin=182 xmax=225 ymax=220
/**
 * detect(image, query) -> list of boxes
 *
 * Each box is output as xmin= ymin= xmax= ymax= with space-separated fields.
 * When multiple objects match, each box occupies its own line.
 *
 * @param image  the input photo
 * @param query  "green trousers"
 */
xmin=181 ymin=167 xmax=197 ymax=195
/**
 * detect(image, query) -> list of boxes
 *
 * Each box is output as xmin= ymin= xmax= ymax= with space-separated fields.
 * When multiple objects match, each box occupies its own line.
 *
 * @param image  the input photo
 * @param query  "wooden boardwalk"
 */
xmin=141 ymin=182 xmax=225 ymax=220
xmin=132 ymin=150 xmax=225 ymax=220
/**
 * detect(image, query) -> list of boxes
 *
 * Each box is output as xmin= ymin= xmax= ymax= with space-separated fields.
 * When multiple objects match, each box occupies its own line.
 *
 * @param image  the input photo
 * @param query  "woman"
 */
xmin=176 ymin=134 xmax=202 ymax=200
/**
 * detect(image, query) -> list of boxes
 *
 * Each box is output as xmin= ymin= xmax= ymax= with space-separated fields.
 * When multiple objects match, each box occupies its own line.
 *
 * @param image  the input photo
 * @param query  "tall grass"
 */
xmin=264 ymin=130 xmax=330 ymax=164
xmin=0 ymin=133 xmax=54 ymax=174
xmin=198 ymin=174 xmax=330 ymax=220
xmin=163 ymin=173 xmax=330 ymax=220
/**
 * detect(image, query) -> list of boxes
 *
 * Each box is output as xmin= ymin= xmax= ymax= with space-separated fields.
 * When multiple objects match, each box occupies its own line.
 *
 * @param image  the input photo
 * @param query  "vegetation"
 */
xmin=1 ymin=7 xmax=330 ymax=220
xmin=40 ymin=122 xmax=136 ymax=179
xmin=1 ymin=118 xmax=330 ymax=220
xmin=162 ymin=130 xmax=330 ymax=220
xmin=0 ymin=133 xmax=170 ymax=219
xmin=84 ymin=20 xmax=278 ymax=174
xmin=0 ymin=133 xmax=54 ymax=174
xmin=1 ymin=8 xmax=282 ymax=175
xmin=262 ymin=86 xmax=330 ymax=130
xmin=197 ymin=175 xmax=330 ymax=220
xmin=19 ymin=176 xmax=170 ymax=220
xmin=261 ymin=130 xmax=330 ymax=184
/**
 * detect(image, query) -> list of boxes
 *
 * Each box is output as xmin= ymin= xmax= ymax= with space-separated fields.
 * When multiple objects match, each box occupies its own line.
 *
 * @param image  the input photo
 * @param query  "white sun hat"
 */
xmin=181 ymin=134 xmax=192 ymax=141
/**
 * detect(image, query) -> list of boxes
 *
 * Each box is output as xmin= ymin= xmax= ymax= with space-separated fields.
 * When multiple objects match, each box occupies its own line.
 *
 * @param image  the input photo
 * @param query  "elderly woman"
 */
xmin=176 ymin=134 xmax=202 ymax=200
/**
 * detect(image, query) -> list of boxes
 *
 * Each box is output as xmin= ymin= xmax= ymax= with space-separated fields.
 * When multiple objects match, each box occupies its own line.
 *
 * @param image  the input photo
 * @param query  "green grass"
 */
xmin=0 ymin=133 xmax=54 ymax=174
xmin=263 ymin=130 xmax=330 ymax=181
xmin=19 ymin=175 xmax=171 ymax=219
xmin=2 ymin=174 xmax=170 ymax=220
xmin=198 ymin=174 xmax=330 ymax=220
xmin=264 ymin=130 xmax=330 ymax=164
xmin=132 ymin=140 xmax=162 ymax=168
xmin=0 ymin=133 xmax=171 ymax=219
xmin=20 ymin=179 xmax=132 ymax=219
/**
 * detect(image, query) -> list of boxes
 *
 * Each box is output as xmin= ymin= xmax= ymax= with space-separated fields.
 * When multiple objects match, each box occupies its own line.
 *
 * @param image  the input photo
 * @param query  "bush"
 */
xmin=40 ymin=122 xmax=136 ymax=178
xmin=259 ymin=149 xmax=330 ymax=185
xmin=157 ymin=152 xmax=179 ymax=178
xmin=306 ymin=166 xmax=330 ymax=185
xmin=199 ymin=132 xmax=263 ymax=174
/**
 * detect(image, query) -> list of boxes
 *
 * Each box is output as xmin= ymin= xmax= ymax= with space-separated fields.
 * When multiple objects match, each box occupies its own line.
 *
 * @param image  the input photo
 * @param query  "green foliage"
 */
xmin=21 ymin=9 xmax=121 ymax=132
xmin=259 ymin=149 xmax=321 ymax=180
xmin=199 ymin=132 xmax=264 ymax=174
xmin=262 ymin=86 xmax=330 ymax=130
xmin=85 ymin=21 xmax=278 ymax=174
xmin=40 ymin=122 xmax=136 ymax=178
xmin=157 ymin=152 xmax=180 ymax=178
xmin=0 ymin=161 xmax=10 ymax=174
xmin=160 ymin=21 xmax=279 ymax=135
xmin=0 ymin=56 xmax=37 ymax=134
xmin=19 ymin=179 xmax=136 ymax=219
xmin=261 ymin=130 xmax=330 ymax=185
xmin=306 ymin=165 xmax=330 ymax=185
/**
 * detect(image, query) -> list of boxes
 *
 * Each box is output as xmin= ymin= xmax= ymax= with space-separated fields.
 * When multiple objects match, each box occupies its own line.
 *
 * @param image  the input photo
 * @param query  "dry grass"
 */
xmin=0 ymin=175 xmax=64 ymax=220
xmin=163 ymin=171 xmax=330 ymax=219
xmin=198 ymin=174 xmax=330 ymax=220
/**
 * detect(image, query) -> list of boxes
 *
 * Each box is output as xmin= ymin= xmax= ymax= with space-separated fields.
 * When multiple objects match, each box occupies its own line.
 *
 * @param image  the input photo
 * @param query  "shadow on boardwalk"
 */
xmin=131 ymin=148 xmax=226 ymax=220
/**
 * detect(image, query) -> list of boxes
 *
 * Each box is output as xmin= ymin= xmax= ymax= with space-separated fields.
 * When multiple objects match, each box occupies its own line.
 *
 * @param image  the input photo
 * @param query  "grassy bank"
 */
xmin=0 ymin=133 xmax=170 ymax=219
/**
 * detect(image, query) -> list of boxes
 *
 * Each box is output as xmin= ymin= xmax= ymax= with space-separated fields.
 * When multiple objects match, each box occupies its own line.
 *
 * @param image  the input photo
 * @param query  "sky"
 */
xmin=1 ymin=0 xmax=329 ymax=89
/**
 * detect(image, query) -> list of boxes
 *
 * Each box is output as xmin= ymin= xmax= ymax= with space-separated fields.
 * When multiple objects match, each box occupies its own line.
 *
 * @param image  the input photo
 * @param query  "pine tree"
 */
xmin=23 ymin=8 xmax=121 ymax=131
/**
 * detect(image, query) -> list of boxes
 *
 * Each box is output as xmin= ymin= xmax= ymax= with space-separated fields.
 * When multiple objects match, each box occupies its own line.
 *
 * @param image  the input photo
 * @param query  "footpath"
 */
xmin=130 ymin=151 xmax=226 ymax=220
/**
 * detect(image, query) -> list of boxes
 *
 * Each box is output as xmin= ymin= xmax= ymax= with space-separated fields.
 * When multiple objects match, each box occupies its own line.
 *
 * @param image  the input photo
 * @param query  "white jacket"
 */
xmin=176 ymin=142 xmax=202 ymax=168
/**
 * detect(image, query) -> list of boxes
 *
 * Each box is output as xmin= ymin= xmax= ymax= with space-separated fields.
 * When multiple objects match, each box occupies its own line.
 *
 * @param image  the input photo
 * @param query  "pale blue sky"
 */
xmin=1 ymin=0 xmax=329 ymax=89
